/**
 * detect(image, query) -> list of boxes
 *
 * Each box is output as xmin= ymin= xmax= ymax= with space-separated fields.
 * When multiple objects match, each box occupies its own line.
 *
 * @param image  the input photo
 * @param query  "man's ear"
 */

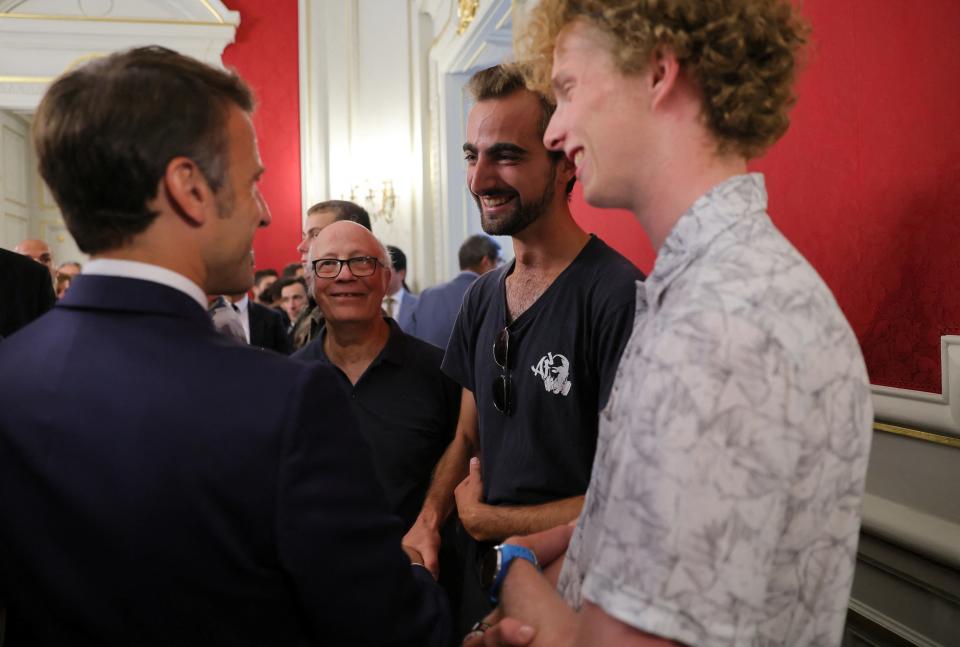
xmin=382 ymin=266 xmax=394 ymax=291
xmin=556 ymin=153 xmax=576 ymax=189
xmin=649 ymin=43 xmax=682 ymax=110
xmin=162 ymin=156 xmax=215 ymax=226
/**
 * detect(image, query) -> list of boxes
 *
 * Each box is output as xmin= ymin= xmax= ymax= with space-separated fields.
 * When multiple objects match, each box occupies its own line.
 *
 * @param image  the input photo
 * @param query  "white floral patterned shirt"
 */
xmin=557 ymin=174 xmax=873 ymax=646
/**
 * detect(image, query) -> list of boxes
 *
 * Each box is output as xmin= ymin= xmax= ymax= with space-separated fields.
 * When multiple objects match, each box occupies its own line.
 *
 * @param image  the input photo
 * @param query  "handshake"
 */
xmin=403 ymin=520 xmax=578 ymax=647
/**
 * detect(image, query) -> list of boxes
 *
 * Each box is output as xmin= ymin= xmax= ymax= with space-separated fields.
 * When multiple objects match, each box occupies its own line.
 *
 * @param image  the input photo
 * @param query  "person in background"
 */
xmin=57 ymin=261 xmax=82 ymax=279
xmin=14 ymin=238 xmax=55 ymax=280
xmin=409 ymin=234 xmax=501 ymax=349
xmin=251 ymin=268 xmax=278 ymax=304
xmin=384 ymin=245 xmax=418 ymax=332
xmin=296 ymin=221 xmax=460 ymax=531
xmin=296 ymin=220 xmax=465 ymax=630
xmin=466 ymin=1 xmax=871 ymax=645
xmin=281 ymin=261 xmax=303 ymax=278
xmin=54 ymin=272 xmax=72 ymax=299
xmin=54 ymin=261 xmax=82 ymax=298
xmin=290 ymin=199 xmax=373 ymax=350
xmin=0 ymin=246 xmax=55 ymax=339
xmin=233 ymin=290 xmax=291 ymax=354
xmin=276 ymin=276 xmax=308 ymax=330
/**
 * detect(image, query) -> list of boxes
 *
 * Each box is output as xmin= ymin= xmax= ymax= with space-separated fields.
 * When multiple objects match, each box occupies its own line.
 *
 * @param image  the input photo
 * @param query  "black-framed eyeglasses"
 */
xmin=492 ymin=326 xmax=512 ymax=415
xmin=312 ymin=256 xmax=383 ymax=279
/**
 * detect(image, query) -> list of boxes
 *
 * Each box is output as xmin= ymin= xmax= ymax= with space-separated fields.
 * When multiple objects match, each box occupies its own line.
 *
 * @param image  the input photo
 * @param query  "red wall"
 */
xmin=221 ymin=0 xmax=301 ymax=274
xmin=571 ymin=0 xmax=960 ymax=394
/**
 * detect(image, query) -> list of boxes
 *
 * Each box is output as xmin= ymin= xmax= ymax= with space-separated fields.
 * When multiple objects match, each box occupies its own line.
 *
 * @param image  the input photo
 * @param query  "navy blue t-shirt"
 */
xmin=442 ymin=235 xmax=643 ymax=506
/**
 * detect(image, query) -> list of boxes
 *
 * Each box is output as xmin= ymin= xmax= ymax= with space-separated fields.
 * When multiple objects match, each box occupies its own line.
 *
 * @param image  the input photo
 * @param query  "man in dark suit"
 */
xmin=385 ymin=245 xmax=418 ymax=332
xmin=0 ymin=246 xmax=56 ymax=339
xmin=408 ymin=234 xmax=500 ymax=349
xmin=221 ymin=291 xmax=292 ymax=354
xmin=0 ymin=46 xmax=449 ymax=646
xmin=248 ymin=297 xmax=292 ymax=353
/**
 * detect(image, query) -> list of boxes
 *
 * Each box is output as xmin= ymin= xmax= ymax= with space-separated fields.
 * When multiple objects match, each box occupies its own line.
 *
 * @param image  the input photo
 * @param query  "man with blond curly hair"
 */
xmin=466 ymin=2 xmax=872 ymax=646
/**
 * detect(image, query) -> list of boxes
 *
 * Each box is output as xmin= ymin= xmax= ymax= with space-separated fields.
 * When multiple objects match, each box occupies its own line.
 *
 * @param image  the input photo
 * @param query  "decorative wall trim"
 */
xmin=874 ymin=422 xmax=960 ymax=450
xmin=421 ymin=0 xmax=516 ymax=281
xmin=456 ymin=0 xmax=479 ymax=35
xmin=0 ymin=0 xmax=236 ymax=26
xmin=846 ymin=600 xmax=941 ymax=647
xmin=0 ymin=12 xmax=230 ymax=27
xmin=871 ymin=335 xmax=960 ymax=441
xmin=860 ymin=493 xmax=960 ymax=571
xmin=849 ymin=531 xmax=960 ymax=647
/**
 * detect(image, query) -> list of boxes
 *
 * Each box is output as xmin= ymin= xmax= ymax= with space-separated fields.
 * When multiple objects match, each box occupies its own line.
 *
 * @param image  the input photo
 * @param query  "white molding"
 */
xmin=847 ymin=599 xmax=943 ymax=647
xmin=0 ymin=1 xmax=238 ymax=112
xmin=861 ymin=492 xmax=960 ymax=571
xmin=422 ymin=0 xmax=516 ymax=282
xmin=300 ymin=1 xmax=423 ymax=283
xmin=871 ymin=336 xmax=960 ymax=438
xmin=298 ymin=0 xmax=327 ymax=217
xmin=0 ymin=0 xmax=238 ymax=24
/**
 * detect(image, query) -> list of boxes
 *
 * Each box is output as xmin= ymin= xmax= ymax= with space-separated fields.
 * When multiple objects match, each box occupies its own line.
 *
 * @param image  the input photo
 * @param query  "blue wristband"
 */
xmin=486 ymin=543 xmax=539 ymax=605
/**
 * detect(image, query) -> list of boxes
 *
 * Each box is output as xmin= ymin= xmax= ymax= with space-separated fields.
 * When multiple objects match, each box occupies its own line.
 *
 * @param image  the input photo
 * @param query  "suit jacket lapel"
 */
xmin=248 ymin=303 xmax=265 ymax=346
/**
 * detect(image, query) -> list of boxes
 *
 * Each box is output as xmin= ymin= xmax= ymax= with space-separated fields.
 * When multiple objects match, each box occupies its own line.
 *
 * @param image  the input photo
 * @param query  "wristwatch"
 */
xmin=480 ymin=543 xmax=540 ymax=605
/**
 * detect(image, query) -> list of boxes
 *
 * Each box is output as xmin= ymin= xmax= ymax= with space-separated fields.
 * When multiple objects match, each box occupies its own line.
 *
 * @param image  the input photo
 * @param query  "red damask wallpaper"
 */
xmin=571 ymin=0 xmax=960 ymax=394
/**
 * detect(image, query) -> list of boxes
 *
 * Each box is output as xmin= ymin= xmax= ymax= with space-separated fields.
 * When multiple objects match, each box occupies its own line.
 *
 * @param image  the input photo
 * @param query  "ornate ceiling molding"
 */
xmin=0 ymin=0 xmax=239 ymax=111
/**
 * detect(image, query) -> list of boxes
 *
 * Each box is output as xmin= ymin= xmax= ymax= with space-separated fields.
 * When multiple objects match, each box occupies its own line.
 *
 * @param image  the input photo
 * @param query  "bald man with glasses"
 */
xmin=295 ymin=221 xmax=461 ymax=534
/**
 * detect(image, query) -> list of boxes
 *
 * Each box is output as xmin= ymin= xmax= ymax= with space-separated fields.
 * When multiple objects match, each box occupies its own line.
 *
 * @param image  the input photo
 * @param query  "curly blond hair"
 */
xmin=518 ymin=0 xmax=809 ymax=159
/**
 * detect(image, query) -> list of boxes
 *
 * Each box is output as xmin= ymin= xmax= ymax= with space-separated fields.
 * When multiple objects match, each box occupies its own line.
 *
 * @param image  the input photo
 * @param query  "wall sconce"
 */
xmin=347 ymin=179 xmax=397 ymax=224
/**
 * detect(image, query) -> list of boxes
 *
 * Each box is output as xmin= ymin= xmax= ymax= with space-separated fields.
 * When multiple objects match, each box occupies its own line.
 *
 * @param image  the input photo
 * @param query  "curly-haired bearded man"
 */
xmin=467 ymin=2 xmax=873 ymax=646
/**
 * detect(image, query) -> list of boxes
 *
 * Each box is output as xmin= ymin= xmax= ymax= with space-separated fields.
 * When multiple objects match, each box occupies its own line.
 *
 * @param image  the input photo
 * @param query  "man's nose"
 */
xmin=543 ymin=112 xmax=565 ymax=152
xmin=469 ymin=157 xmax=497 ymax=195
xmin=257 ymin=191 xmax=272 ymax=227
xmin=337 ymin=262 xmax=357 ymax=280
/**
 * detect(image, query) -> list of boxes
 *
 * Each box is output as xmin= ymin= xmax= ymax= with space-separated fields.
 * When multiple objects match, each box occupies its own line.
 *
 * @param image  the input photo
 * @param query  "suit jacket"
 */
xmin=0 ymin=247 xmax=55 ymax=339
xmin=408 ymin=271 xmax=478 ymax=349
xmin=0 ymin=275 xmax=449 ymax=647
xmin=394 ymin=288 xmax=418 ymax=333
xmin=248 ymin=300 xmax=292 ymax=354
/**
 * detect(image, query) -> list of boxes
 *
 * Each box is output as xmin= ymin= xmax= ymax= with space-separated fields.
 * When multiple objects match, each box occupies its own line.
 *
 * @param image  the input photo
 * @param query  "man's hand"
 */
xmin=462 ymin=616 xmax=536 ymax=647
xmin=455 ymin=456 xmax=492 ymax=540
xmin=402 ymin=545 xmax=424 ymax=565
xmin=402 ymin=518 xmax=442 ymax=579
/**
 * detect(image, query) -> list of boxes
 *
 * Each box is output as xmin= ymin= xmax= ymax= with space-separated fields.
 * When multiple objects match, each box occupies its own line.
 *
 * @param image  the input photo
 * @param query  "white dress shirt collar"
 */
xmin=83 ymin=259 xmax=207 ymax=310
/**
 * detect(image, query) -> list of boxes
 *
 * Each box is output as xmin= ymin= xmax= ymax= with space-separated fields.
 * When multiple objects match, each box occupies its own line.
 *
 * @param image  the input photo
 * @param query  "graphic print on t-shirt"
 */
xmin=531 ymin=352 xmax=572 ymax=396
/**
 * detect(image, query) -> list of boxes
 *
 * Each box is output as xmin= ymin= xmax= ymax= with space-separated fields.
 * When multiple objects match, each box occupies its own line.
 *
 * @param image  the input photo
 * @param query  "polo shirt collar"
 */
xmin=316 ymin=316 xmax=405 ymax=367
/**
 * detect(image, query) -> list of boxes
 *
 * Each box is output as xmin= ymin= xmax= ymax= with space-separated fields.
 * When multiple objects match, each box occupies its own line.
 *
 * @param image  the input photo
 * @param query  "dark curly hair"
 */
xmin=518 ymin=0 xmax=809 ymax=159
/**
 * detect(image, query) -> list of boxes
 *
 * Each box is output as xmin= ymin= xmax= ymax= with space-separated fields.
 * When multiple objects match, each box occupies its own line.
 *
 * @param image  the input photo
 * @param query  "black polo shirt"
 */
xmin=293 ymin=318 xmax=460 ymax=528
